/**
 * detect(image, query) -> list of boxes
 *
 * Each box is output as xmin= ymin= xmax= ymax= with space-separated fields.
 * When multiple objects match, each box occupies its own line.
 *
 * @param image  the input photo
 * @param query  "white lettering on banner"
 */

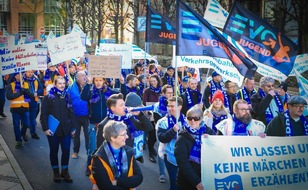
xmin=201 ymin=136 xmax=308 ymax=190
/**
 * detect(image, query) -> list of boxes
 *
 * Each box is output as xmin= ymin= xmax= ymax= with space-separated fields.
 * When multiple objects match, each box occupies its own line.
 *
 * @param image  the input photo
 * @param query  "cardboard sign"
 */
xmin=98 ymin=44 xmax=132 ymax=69
xmin=88 ymin=55 xmax=121 ymax=78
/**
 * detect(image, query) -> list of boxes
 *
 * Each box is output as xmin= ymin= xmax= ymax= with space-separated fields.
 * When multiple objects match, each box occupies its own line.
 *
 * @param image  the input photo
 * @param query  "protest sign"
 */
xmin=0 ymin=36 xmax=8 ymax=47
xmin=201 ymin=136 xmax=308 ymax=190
xmin=35 ymin=45 xmax=47 ymax=70
xmin=0 ymin=43 xmax=38 ymax=75
xmin=98 ymin=44 xmax=132 ymax=69
xmin=47 ymin=33 xmax=84 ymax=65
xmin=88 ymin=55 xmax=121 ymax=79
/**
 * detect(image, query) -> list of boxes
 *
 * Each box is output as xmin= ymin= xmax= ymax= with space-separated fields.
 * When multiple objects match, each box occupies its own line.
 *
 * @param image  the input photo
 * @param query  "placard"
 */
xmin=88 ymin=55 xmax=121 ymax=79
xmin=98 ymin=44 xmax=132 ymax=69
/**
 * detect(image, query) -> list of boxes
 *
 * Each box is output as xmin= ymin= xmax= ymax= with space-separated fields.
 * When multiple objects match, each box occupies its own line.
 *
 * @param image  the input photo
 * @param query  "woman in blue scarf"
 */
xmin=175 ymin=106 xmax=214 ymax=190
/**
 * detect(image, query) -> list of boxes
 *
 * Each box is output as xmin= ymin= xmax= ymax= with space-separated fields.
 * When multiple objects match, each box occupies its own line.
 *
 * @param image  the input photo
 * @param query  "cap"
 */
xmin=211 ymin=71 xmax=220 ymax=77
xmin=125 ymin=92 xmax=142 ymax=107
xmin=138 ymin=74 xmax=146 ymax=82
xmin=287 ymin=96 xmax=307 ymax=105
xmin=278 ymin=82 xmax=288 ymax=92
xmin=167 ymin=66 xmax=175 ymax=71
xmin=212 ymin=90 xmax=224 ymax=104
xmin=182 ymin=76 xmax=189 ymax=83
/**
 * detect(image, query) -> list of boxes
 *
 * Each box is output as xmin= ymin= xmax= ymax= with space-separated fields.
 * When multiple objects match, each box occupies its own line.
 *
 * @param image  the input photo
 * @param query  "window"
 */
xmin=44 ymin=13 xmax=65 ymax=36
xmin=44 ymin=0 xmax=59 ymax=13
xmin=0 ymin=13 xmax=8 ymax=30
xmin=0 ymin=0 xmax=9 ymax=12
xmin=19 ymin=13 xmax=34 ymax=35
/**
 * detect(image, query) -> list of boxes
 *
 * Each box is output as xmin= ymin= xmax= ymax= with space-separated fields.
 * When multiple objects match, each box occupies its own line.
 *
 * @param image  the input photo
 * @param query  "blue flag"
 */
xmin=176 ymin=0 xmax=257 ymax=78
xmin=223 ymin=1 xmax=298 ymax=77
xmin=146 ymin=5 xmax=176 ymax=45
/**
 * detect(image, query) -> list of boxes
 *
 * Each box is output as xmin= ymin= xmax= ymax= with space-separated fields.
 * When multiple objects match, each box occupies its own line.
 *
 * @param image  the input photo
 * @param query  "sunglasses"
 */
xmin=187 ymin=116 xmax=201 ymax=121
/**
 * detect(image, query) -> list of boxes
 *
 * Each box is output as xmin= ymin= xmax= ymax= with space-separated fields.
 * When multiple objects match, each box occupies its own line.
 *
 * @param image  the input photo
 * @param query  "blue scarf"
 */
xmin=185 ymin=88 xmax=202 ymax=110
xmin=44 ymin=68 xmax=60 ymax=81
xmin=232 ymin=115 xmax=249 ymax=136
xmin=149 ymin=68 xmax=158 ymax=75
xmin=179 ymin=84 xmax=184 ymax=94
xmin=241 ymin=87 xmax=256 ymax=104
xmin=48 ymin=87 xmax=72 ymax=108
xmin=90 ymin=85 xmax=113 ymax=103
xmin=166 ymin=75 xmax=175 ymax=87
xmin=223 ymin=92 xmax=239 ymax=114
xmin=20 ymin=75 xmax=32 ymax=102
xmin=284 ymin=110 xmax=308 ymax=136
xmin=62 ymin=64 xmax=70 ymax=83
xmin=126 ymin=85 xmax=138 ymax=93
xmin=210 ymin=80 xmax=226 ymax=101
xmin=158 ymin=96 xmax=168 ymax=116
xmin=149 ymin=85 xmax=161 ymax=94
xmin=139 ymin=82 xmax=146 ymax=96
xmin=167 ymin=113 xmax=186 ymax=139
xmin=212 ymin=114 xmax=228 ymax=133
xmin=184 ymin=122 xmax=207 ymax=164
xmin=258 ymin=88 xmax=284 ymax=124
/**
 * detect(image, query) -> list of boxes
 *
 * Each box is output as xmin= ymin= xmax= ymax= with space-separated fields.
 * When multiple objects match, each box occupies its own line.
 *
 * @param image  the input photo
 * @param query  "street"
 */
xmin=0 ymin=100 xmax=169 ymax=190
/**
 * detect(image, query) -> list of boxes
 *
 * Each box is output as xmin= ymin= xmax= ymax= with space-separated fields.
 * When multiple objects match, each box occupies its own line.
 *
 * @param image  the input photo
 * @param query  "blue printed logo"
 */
xmin=215 ymin=174 xmax=243 ymax=190
xmin=150 ymin=14 xmax=162 ymax=29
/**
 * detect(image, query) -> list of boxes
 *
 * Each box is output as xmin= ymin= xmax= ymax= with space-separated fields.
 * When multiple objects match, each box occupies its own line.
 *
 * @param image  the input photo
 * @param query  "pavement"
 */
xmin=0 ymin=134 xmax=33 ymax=190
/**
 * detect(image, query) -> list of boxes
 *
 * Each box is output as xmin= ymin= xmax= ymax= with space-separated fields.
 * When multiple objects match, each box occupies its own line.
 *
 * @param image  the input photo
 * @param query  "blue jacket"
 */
xmin=67 ymin=81 xmax=88 ymax=117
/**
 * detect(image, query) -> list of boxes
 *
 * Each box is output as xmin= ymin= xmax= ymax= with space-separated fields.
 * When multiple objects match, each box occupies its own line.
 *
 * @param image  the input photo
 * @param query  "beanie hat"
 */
xmin=278 ymin=82 xmax=288 ymax=92
xmin=212 ymin=90 xmax=224 ymax=104
xmin=182 ymin=76 xmax=189 ymax=83
xmin=125 ymin=92 xmax=142 ymax=107
xmin=138 ymin=74 xmax=146 ymax=82
xmin=167 ymin=66 xmax=175 ymax=71
xmin=211 ymin=71 xmax=220 ymax=77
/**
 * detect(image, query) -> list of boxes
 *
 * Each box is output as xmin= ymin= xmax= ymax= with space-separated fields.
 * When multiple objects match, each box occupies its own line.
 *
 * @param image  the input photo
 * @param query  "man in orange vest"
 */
xmin=6 ymin=73 xmax=31 ymax=149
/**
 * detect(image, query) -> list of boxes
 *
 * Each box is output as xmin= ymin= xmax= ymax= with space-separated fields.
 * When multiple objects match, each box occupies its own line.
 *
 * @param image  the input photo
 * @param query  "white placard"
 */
xmin=98 ymin=44 xmax=132 ymax=69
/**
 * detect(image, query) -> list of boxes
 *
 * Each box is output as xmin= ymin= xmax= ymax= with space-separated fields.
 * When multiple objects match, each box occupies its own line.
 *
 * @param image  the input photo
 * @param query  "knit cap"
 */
xmin=125 ymin=92 xmax=142 ymax=107
xmin=212 ymin=90 xmax=224 ymax=104
xmin=278 ymin=82 xmax=288 ymax=92
xmin=211 ymin=71 xmax=220 ymax=77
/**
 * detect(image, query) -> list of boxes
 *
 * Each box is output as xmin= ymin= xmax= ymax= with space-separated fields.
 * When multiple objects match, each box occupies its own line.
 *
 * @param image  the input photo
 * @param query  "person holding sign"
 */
xmin=216 ymin=100 xmax=266 ymax=136
xmin=40 ymin=76 xmax=77 ymax=183
xmin=266 ymin=96 xmax=308 ymax=136
xmin=174 ymin=105 xmax=214 ymax=190
xmin=6 ymin=73 xmax=31 ymax=149
xmin=89 ymin=120 xmax=143 ymax=190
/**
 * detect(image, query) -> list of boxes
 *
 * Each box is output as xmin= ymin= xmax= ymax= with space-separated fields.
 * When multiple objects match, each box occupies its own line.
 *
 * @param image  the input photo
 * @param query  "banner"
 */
xmin=71 ymin=24 xmax=87 ymax=51
xmin=0 ymin=36 xmax=8 ymax=48
xmin=202 ymin=136 xmax=308 ymax=190
xmin=0 ymin=44 xmax=38 ymax=75
xmin=176 ymin=0 xmax=257 ymax=79
xmin=35 ymin=44 xmax=48 ymax=70
xmin=47 ymin=33 xmax=84 ymax=65
xmin=146 ymin=5 xmax=176 ymax=45
xmin=204 ymin=0 xmax=228 ymax=29
xmin=132 ymin=44 xmax=152 ymax=60
xmin=294 ymin=70 xmax=308 ymax=116
xmin=289 ymin=53 xmax=308 ymax=76
xmin=88 ymin=55 xmax=121 ymax=79
xmin=223 ymin=2 xmax=298 ymax=78
xmin=97 ymin=44 xmax=131 ymax=69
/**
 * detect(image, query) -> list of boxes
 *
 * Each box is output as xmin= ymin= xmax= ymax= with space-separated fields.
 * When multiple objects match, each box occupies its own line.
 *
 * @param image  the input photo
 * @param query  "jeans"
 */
xmin=11 ymin=109 xmax=30 ymax=142
xmin=0 ymin=88 xmax=5 ymax=114
xmin=158 ymin=155 xmax=165 ymax=175
xmin=164 ymin=156 xmax=178 ymax=190
xmin=87 ymin=123 xmax=97 ymax=166
xmin=28 ymin=102 xmax=39 ymax=134
xmin=73 ymin=116 xmax=89 ymax=154
xmin=47 ymin=134 xmax=71 ymax=169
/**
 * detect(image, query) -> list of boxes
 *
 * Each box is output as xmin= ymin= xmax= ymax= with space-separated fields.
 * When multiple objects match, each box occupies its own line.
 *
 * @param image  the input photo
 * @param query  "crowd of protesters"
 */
xmin=1 ymin=53 xmax=307 ymax=190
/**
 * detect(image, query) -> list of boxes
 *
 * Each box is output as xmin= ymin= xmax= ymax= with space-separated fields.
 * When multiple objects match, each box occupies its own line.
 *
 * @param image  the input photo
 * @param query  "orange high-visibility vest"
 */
xmin=10 ymin=82 xmax=29 ymax=108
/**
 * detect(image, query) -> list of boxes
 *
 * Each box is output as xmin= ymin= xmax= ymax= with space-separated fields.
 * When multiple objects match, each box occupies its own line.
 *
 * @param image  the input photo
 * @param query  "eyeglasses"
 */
xmin=291 ymin=105 xmax=307 ymax=109
xmin=187 ymin=116 xmax=201 ymax=121
xmin=265 ymin=84 xmax=274 ymax=88
xmin=227 ymin=86 xmax=237 ymax=89
xmin=236 ymin=108 xmax=251 ymax=112
xmin=118 ymin=132 xmax=128 ymax=137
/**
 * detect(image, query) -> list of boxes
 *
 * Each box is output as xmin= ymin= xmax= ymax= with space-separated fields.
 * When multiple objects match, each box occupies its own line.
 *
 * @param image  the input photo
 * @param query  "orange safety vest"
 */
xmin=10 ymin=82 xmax=29 ymax=108
xmin=27 ymin=80 xmax=39 ymax=102
xmin=89 ymin=156 xmax=134 ymax=190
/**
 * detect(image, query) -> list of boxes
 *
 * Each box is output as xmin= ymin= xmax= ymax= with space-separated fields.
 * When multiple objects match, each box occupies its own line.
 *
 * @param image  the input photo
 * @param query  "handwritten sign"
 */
xmin=0 ymin=36 xmax=8 ymax=47
xmin=98 ymin=44 xmax=132 ymax=69
xmin=88 ymin=55 xmax=121 ymax=78
xmin=0 ymin=44 xmax=38 ymax=75
xmin=35 ymin=45 xmax=48 ymax=70
xmin=201 ymin=136 xmax=308 ymax=190
xmin=47 ymin=33 xmax=84 ymax=65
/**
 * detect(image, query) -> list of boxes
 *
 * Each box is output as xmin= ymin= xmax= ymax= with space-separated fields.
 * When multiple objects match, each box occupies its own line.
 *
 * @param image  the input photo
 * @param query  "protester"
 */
xmin=277 ymin=82 xmax=291 ymax=111
xmin=203 ymin=90 xmax=231 ymax=134
xmin=43 ymin=63 xmax=60 ymax=95
xmin=251 ymin=76 xmax=284 ymax=125
xmin=266 ymin=96 xmax=308 ymax=136
xmin=174 ymin=105 xmax=214 ymax=190
xmin=161 ymin=66 xmax=175 ymax=87
xmin=178 ymin=76 xmax=189 ymax=95
xmin=181 ymin=78 xmax=203 ymax=115
xmin=6 ymin=73 xmax=31 ymax=149
xmin=90 ymin=120 xmax=143 ymax=190
xmin=202 ymin=71 xmax=225 ymax=109
xmin=157 ymin=96 xmax=185 ymax=190
xmin=81 ymin=77 xmax=118 ymax=176
xmin=22 ymin=70 xmax=43 ymax=140
xmin=223 ymin=80 xmax=239 ymax=114
xmin=40 ymin=76 xmax=77 ymax=183
xmin=216 ymin=100 xmax=266 ymax=136
xmin=120 ymin=74 xmax=141 ymax=98
xmin=237 ymin=77 xmax=256 ymax=109
xmin=67 ymin=71 xmax=89 ymax=159
xmin=0 ymin=76 xmax=7 ymax=118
